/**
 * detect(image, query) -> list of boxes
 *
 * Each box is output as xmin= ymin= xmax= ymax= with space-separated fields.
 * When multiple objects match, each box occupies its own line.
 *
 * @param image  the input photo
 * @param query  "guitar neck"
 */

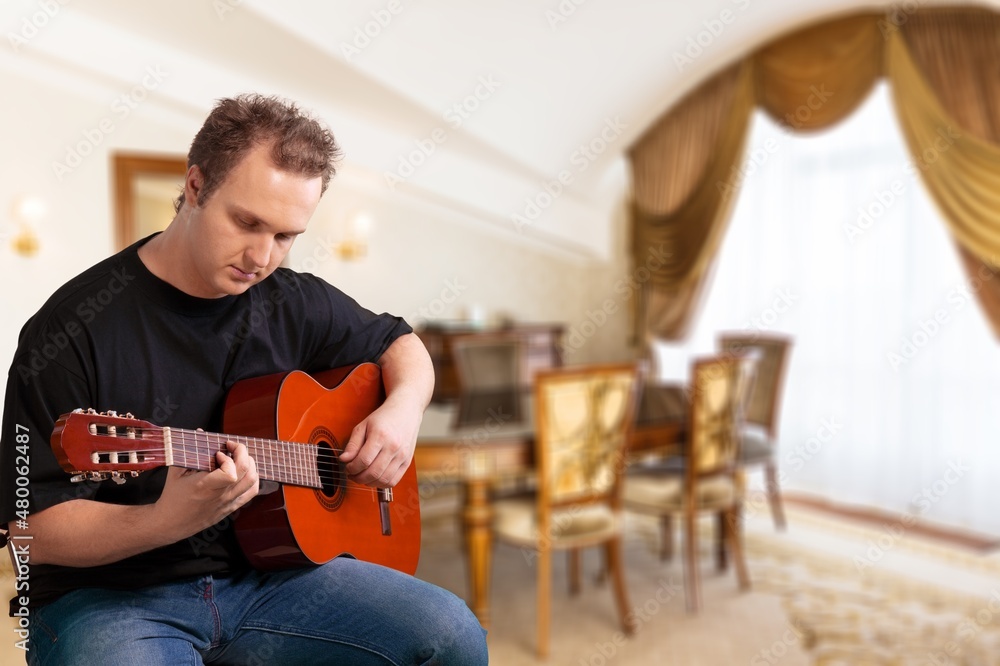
xmin=165 ymin=427 xmax=322 ymax=489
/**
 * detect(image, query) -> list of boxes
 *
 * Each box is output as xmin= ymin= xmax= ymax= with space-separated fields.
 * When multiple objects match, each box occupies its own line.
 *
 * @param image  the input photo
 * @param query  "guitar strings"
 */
xmin=171 ymin=431 xmax=368 ymax=483
xmin=94 ymin=426 xmax=396 ymax=492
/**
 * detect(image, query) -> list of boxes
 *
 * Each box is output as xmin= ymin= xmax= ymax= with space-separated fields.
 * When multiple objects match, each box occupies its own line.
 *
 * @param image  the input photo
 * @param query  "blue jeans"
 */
xmin=26 ymin=558 xmax=488 ymax=665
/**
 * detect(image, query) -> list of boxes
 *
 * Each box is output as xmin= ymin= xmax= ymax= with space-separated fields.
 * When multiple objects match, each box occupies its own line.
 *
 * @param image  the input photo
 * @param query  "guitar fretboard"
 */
xmin=163 ymin=428 xmax=324 ymax=489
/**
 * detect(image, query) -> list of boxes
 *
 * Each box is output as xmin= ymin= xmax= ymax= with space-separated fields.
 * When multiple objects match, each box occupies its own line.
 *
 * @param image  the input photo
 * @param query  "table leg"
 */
xmin=463 ymin=477 xmax=493 ymax=629
xmin=716 ymin=511 xmax=728 ymax=571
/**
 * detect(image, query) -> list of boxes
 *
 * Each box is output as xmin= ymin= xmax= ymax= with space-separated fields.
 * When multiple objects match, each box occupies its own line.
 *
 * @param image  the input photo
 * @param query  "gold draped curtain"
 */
xmin=630 ymin=7 xmax=1000 ymax=340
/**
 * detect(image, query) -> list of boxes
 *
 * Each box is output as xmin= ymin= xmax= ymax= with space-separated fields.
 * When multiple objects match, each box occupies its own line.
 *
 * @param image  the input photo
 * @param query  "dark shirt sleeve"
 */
xmin=0 ymin=317 xmax=102 ymax=525
xmin=275 ymin=271 xmax=413 ymax=372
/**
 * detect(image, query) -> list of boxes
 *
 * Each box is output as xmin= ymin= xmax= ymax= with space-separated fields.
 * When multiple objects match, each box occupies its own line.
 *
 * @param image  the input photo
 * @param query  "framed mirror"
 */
xmin=112 ymin=152 xmax=187 ymax=251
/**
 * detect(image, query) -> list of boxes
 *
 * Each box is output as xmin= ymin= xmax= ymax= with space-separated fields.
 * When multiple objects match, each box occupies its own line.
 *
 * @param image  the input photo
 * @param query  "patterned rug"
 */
xmin=743 ymin=508 xmax=1000 ymax=666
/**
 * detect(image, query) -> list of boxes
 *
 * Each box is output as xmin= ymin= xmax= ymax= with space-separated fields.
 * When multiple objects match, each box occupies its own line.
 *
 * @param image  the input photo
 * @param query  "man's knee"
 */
xmin=416 ymin=587 xmax=488 ymax=664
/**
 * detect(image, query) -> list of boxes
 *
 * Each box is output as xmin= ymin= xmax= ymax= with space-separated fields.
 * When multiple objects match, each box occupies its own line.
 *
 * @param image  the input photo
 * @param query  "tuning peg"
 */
xmin=72 ymin=408 xmax=84 ymax=414
xmin=110 ymin=472 xmax=126 ymax=485
xmin=69 ymin=471 xmax=108 ymax=483
xmin=107 ymin=410 xmax=118 ymax=417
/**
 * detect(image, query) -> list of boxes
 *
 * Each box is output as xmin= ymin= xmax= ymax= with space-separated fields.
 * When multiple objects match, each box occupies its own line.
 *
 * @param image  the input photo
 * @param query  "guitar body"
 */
xmin=223 ymin=363 xmax=421 ymax=574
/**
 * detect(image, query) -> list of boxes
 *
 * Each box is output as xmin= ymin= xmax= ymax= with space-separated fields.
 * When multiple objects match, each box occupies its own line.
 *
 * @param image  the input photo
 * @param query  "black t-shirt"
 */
xmin=0 ymin=235 xmax=412 ymax=611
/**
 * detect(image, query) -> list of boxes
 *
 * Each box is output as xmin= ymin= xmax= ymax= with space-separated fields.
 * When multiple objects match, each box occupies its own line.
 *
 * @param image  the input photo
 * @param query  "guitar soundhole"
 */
xmin=315 ymin=440 xmax=346 ymax=509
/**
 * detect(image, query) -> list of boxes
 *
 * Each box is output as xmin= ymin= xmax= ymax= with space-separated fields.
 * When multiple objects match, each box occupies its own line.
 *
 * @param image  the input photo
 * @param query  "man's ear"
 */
xmin=184 ymin=165 xmax=205 ymax=208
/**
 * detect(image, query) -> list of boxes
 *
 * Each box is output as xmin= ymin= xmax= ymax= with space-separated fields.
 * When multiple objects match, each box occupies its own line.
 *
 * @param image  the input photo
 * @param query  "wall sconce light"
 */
xmin=10 ymin=195 xmax=46 ymax=258
xmin=333 ymin=212 xmax=371 ymax=261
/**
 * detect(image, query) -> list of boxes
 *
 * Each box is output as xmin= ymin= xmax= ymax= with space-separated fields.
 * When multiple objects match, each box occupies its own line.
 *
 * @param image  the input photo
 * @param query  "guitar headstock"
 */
xmin=51 ymin=409 xmax=164 ymax=484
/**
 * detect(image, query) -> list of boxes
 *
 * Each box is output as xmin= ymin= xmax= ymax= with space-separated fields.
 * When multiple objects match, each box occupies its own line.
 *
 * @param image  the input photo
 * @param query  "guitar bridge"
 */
xmin=377 ymin=488 xmax=393 ymax=536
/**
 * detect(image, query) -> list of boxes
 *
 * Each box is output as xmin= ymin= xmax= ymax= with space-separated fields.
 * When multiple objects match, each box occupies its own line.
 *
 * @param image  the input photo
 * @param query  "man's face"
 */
xmin=179 ymin=143 xmax=322 ymax=298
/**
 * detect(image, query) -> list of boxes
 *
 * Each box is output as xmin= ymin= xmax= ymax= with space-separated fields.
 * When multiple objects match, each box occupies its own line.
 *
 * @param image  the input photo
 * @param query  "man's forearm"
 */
xmin=10 ymin=499 xmax=181 ymax=567
xmin=378 ymin=333 xmax=434 ymax=411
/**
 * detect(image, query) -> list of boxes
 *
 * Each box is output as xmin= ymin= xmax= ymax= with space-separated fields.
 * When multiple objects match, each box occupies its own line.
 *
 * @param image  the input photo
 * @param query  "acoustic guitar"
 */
xmin=50 ymin=363 xmax=421 ymax=575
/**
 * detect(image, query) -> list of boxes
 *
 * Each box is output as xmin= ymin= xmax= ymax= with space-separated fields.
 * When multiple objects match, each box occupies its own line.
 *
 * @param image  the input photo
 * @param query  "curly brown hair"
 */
xmin=174 ymin=93 xmax=341 ymax=212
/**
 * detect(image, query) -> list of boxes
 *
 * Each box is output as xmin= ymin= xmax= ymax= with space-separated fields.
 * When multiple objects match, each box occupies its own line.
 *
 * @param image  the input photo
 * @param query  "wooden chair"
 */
xmin=451 ymin=332 xmax=524 ymax=393
xmin=492 ymin=364 xmax=639 ymax=658
xmin=717 ymin=333 xmax=792 ymax=530
xmin=623 ymin=355 xmax=751 ymax=612
xmin=450 ymin=332 xmax=525 ymax=427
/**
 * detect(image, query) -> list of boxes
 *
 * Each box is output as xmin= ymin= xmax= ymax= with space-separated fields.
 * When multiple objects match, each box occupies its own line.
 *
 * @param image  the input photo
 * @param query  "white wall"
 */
xmin=0 ymin=66 xmax=184 ymax=358
xmin=0 ymin=61 xmax=637 ymax=381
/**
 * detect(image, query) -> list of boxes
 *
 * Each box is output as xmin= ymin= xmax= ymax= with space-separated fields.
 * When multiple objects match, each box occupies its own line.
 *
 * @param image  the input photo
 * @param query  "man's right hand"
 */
xmin=153 ymin=440 xmax=260 ymax=541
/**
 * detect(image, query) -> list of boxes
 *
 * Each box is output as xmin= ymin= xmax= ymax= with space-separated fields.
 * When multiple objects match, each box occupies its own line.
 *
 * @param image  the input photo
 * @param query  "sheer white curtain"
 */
xmin=652 ymin=81 xmax=1000 ymax=536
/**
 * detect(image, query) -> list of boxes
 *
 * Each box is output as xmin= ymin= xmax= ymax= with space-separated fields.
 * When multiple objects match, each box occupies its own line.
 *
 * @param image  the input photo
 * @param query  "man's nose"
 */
xmin=246 ymin=236 xmax=272 ymax=268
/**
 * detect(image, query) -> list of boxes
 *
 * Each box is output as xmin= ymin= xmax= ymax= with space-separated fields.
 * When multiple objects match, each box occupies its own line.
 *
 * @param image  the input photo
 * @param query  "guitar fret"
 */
xmin=273 ymin=439 xmax=279 ymax=483
xmin=300 ymin=444 xmax=307 ymax=486
xmin=303 ymin=443 xmax=311 ymax=486
xmin=272 ymin=438 xmax=279 ymax=482
xmin=278 ymin=441 xmax=284 ymax=483
xmin=297 ymin=442 xmax=304 ymax=486
xmin=214 ymin=432 xmax=224 ymax=470
xmin=303 ymin=444 xmax=308 ymax=486
xmin=271 ymin=439 xmax=278 ymax=484
xmin=198 ymin=431 xmax=205 ymax=470
xmin=254 ymin=437 xmax=263 ymax=480
xmin=307 ymin=446 xmax=316 ymax=487
xmin=262 ymin=437 xmax=271 ymax=482
xmin=268 ymin=438 xmax=277 ymax=483
xmin=298 ymin=443 xmax=304 ymax=486
xmin=201 ymin=431 xmax=208 ymax=470
xmin=205 ymin=431 xmax=213 ymax=471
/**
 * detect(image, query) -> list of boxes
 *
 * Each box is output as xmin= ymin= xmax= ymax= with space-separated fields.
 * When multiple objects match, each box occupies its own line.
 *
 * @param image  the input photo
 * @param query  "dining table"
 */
xmin=412 ymin=381 xmax=688 ymax=628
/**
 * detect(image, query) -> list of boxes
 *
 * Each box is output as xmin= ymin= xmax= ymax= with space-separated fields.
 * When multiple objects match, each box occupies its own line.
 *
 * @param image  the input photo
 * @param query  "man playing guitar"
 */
xmin=0 ymin=94 xmax=488 ymax=665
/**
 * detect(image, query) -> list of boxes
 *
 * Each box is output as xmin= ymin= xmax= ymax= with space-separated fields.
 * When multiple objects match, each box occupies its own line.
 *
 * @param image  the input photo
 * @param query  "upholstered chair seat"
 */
xmin=624 ymin=474 xmax=736 ymax=512
xmin=493 ymin=500 xmax=621 ymax=549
